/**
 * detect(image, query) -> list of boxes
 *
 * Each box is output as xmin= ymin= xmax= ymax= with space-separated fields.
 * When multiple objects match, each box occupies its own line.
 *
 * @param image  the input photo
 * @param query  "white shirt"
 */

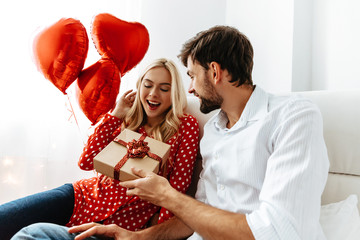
xmin=188 ymin=86 xmax=329 ymax=240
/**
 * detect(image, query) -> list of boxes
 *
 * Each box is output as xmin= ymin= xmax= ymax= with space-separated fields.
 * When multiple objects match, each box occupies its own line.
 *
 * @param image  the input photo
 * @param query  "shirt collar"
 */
xmin=245 ymin=85 xmax=269 ymax=122
xmin=214 ymin=85 xmax=269 ymax=131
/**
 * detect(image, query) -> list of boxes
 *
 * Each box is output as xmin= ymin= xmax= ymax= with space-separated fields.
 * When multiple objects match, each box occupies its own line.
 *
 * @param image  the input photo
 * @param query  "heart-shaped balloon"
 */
xmin=76 ymin=58 xmax=120 ymax=124
xmin=33 ymin=18 xmax=89 ymax=94
xmin=91 ymin=13 xmax=149 ymax=75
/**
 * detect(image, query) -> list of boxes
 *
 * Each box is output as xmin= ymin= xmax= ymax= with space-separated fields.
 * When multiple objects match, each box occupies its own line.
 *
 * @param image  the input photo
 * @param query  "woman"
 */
xmin=2 ymin=58 xmax=200 ymax=240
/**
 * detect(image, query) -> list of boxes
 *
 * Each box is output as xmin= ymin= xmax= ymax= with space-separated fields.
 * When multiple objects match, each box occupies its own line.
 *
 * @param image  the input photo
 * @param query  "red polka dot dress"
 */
xmin=66 ymin=113 xmax=199 ymax=231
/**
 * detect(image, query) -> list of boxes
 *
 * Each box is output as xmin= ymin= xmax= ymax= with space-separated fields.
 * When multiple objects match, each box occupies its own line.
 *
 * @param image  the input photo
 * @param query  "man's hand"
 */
xmin=120 ymin=167 xmax=177 ymax=206
xmin=68 ymin=222 xmax=138 ymax=240
xmin=120 ymin=170 xmax=254 ymax=240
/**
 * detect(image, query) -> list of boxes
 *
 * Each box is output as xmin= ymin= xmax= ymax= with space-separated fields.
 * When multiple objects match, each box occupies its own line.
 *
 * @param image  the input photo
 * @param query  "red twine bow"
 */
xmin=113 ymin=134 xmax=162 ymax=180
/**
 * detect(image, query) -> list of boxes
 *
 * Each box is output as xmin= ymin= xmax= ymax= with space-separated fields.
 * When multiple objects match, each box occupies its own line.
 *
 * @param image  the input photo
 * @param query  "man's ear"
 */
xmin=209 ymin=62 xmax=222 ymax=84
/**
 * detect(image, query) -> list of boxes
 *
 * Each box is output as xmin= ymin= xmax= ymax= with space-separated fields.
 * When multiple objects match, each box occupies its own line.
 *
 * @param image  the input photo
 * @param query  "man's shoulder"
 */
xmin=269 ymin=92 xmax=318 ymax=112
xmin=268 ymin=93 xmax=322 ymax=124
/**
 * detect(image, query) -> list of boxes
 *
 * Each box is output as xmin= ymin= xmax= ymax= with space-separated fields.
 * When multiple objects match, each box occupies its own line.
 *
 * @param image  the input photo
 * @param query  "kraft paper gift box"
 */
xmin=94 ymin=128 xmax=171 ymax=181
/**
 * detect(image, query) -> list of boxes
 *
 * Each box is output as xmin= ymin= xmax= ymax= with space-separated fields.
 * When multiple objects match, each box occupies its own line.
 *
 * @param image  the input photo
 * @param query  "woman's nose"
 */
xmin=149 ymin=88 xmax=158 ymax=97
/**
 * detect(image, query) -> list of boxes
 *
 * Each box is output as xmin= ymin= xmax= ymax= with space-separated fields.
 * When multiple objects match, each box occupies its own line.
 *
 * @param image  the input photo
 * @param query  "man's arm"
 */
xmin=121 ymin=168 xmax=255 ymax=240
xmin=140 ymin=216 xmax=194 ymax=240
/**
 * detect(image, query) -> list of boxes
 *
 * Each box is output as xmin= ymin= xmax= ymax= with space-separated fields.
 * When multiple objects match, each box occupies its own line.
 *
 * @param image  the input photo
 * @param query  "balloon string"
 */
xmin=66 ymin=94 xmax=85 ymax=145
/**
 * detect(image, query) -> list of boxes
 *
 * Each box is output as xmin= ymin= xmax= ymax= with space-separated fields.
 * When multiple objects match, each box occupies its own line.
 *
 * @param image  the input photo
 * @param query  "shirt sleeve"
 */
xmin=246 ymin=99 xmax=329 ymax=239
xmin=158 ymin=115 xmax=200 ymax=223
xmin=78 ymin=114 xmax=123 ymax=171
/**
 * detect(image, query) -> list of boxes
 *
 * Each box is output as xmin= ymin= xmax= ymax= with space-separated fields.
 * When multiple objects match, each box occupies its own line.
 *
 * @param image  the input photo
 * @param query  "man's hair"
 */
xmin=178 ymin=25 xmax=254 ymax=87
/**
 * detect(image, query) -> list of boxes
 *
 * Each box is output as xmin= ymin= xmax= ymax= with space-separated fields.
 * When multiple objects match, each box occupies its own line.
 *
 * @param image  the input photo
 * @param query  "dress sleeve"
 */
xmin=246 ymin=100 xmax=329 ymax=239
xmin=157 ymin=115 xmax=200 ymax=223
xmin=78 ymin=114 xmax=123 ymax=171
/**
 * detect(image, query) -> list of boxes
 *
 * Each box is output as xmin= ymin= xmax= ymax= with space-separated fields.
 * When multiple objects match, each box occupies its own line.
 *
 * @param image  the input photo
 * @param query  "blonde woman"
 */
xmin=6 ymin=58 xmax=200 ymax=240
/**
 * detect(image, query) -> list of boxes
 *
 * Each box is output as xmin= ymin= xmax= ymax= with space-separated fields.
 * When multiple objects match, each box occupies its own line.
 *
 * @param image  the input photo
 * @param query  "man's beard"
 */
xmin=199 ymin=76 xmax=223 ymax=114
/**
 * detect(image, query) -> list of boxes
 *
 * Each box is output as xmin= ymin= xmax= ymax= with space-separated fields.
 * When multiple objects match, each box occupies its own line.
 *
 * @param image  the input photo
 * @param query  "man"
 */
xmin=13 ymin=26 xmax=329 ymax=240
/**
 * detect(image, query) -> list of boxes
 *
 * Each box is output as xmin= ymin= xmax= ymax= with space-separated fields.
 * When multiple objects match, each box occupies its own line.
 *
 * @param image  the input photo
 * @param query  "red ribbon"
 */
xmin=113 ymin=134 xmax=162 ymax=180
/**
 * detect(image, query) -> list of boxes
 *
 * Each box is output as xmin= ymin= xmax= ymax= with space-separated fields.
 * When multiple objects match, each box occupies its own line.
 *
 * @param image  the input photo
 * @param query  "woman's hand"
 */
xmin=111 ymin=89 xmax=137 ymax=119
xmin=69 ymin=222 xmax=138 ymax=240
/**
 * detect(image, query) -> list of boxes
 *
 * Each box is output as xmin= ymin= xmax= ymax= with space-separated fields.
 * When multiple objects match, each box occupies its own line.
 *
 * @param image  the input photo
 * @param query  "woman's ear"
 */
xmin=209 ymin=62 xmax=222 ymax=85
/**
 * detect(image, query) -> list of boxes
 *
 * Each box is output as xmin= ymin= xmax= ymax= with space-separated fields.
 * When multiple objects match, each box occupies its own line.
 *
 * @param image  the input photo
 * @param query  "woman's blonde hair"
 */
xmin=125 ymin=58 xmax=187 ymax=143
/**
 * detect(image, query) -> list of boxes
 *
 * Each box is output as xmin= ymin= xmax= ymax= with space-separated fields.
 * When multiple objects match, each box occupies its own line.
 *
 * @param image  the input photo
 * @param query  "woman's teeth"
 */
xmin=147 ymin=100 xmax=160 ymax=108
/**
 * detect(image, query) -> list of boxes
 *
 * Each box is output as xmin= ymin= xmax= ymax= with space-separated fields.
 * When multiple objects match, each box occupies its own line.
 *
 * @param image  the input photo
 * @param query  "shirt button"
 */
xmin=219 ymin=185 xmax=225 ymax=190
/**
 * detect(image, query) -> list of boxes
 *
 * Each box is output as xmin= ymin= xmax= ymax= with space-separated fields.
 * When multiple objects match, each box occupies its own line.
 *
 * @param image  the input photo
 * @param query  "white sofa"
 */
xmin=185 ymin=89 xmax=360 ymax=238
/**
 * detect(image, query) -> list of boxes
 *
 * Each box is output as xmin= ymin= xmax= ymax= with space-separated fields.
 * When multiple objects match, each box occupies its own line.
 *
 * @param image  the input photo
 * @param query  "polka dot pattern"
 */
xmin=66 ymin=113 xmax=200 ymax=231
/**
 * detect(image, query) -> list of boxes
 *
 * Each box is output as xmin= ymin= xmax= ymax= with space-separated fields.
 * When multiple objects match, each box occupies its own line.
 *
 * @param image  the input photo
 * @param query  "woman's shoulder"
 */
xmin=174 ymin=114 xmax=200 ymax=142
xmin=179 ymin=113 xmax=199 ymax=124
xmin=178 ymin=113 xmax=200 ymax=131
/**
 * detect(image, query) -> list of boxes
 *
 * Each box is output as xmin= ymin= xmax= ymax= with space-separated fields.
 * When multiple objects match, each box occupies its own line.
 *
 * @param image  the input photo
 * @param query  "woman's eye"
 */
xmin=144 ymin=84 xmax=152 ymax=88
xmin=160 ymin=88 xmax=170 ymax=92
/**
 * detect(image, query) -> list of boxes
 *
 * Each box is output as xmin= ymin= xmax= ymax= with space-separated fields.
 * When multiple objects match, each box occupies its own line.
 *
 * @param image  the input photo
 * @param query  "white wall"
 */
xmin=130 ymin=0 xmax=227 ymax=93
xmin=225 ymin=0 xmax=360 ymax=92
xmin=293 ymin=0 xmax=360 ymax=91
xmin=102 ymin=0 xmax=360 ymax=95
xmin=226 ymin=0 xmax=295 ymax=93
xmin=292 ymin=0 xmax=313 ymax=91
xmin=312 ymin=0 xmax=360 ymax=90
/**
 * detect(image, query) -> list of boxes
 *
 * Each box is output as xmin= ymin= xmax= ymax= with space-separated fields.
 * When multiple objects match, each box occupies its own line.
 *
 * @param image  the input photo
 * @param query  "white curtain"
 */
xmin=0 ymin=0 xmax=227 ymax=204
xmin=0 ymin=0 xmax=141 ymax=204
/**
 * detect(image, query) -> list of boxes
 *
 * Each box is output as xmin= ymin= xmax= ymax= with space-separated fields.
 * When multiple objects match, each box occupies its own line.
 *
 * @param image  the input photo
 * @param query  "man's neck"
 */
xmin=222 ymin=85 xmax=254 ymax=129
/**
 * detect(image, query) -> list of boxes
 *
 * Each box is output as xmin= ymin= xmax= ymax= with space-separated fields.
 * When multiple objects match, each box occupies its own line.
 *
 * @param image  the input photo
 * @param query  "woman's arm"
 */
xmin=78 ymin=114 xmax=123 ymax=170
xmin=78 ymin=90 xmax=136 ymax=170
xmin=157 ymin=115 xmax=200 ymax=223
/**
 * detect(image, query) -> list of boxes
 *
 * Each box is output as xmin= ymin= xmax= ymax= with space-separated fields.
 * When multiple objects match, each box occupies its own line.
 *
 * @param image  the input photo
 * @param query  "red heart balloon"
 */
xmin=91 ymin=13 xmax=149 ymax=75
xmin=76 ymin=58 xmax=121 ymax=124
xmin=33 ymin=18 xmax=89 ymax=94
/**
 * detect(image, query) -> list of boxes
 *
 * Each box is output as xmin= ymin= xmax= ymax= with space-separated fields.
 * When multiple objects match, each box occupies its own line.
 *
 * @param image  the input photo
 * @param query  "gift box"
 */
xmin=93 ymin=128 xmax=171 ymax=181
